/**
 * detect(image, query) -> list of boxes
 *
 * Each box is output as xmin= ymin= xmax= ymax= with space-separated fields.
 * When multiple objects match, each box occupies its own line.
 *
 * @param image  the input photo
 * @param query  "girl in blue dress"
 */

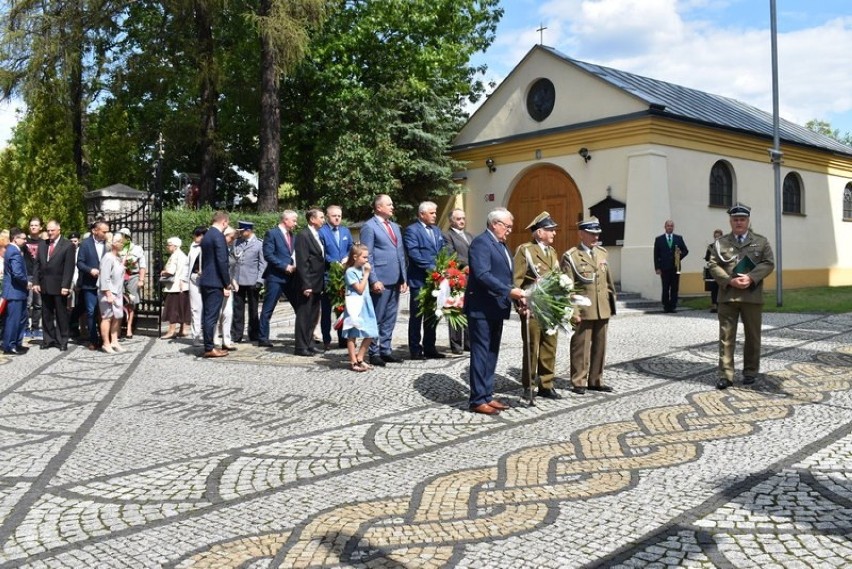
xmin=342 ymin=244 xmax=378 ymax=372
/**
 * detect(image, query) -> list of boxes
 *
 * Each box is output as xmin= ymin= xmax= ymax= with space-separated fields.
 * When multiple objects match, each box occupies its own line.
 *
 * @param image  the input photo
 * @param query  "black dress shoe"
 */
xmin=742 ymin=375 xmax=757 ymax=385
xmin=451 ymin=349 xmax=463 ymax=355
xmin=570 ymin=386 xmax=586 ymax=395
xmin=294 ymin=349 xmax=313 ymax=357
xmin=381 ymin=354 xmax=404 ymax=363
xmin=3 ymin=349 xmax=20 ymax=355
xmin=369 ymin=355 xmax=387 ymax=367
xmin=424 ymin=352 xmax=446 ymax=359
xmin=409 ymin=353 xmax=427 ymax=361
xmin=337 ymin=340 xmax=348 ymax=349
xmin=59 ymin=345 xmax=68 ymax=351
xmin=307 ymin=347 xmax=319 ymax=354
xmin=538 ymin=387 xmax=562 ymax=399
xmin=587 ymin=385 xmax=614 ymax=392
xmin=716 ymin=378 xmax=733 ymax=390
xmin=257 ymin=341 xmax=273 ymax=347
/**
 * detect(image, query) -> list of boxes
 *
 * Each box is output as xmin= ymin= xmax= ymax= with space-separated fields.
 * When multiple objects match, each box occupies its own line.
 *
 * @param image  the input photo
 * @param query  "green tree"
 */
xmin=0 ymin=90 xmax=85 ymax=231
xmin=805 ymin=118 xmax=852 ymax=146
xmin=245 ymin=0 xmax=325 ymax=212
xmin=0 ymin=0 xmax=123 ymax=188
xmin=280 ymin=0 xmax=501 ymax=222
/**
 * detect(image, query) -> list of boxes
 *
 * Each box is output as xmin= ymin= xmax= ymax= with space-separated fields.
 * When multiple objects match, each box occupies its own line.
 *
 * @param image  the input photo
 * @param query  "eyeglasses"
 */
xmin=495 ymin=220 xmax=513 ymax=230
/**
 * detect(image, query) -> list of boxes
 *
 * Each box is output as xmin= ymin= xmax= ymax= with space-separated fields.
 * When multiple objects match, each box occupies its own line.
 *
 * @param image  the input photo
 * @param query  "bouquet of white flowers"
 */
xmin=524 ymin=271 xmax=590 ymax=335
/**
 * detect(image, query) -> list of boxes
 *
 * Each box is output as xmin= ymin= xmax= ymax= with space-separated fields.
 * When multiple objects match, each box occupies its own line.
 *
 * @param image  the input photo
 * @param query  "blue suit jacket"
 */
xmin=360 ymin=216 xmax=406 ymax=287
xmin=464 ymin=230 xmax=514 ymax=320
xmin=262 ymin=226 xmax=295 ymax=284
xmin=318 ymin=223 xmax=353 ymax=265
xmin=3 ymin=244 xmax=29 ymax=300
xmin=76 ymin=236 xmax=104 ymax=290
xmin=403 ymin=222 xmax=445 ymax=289
xmin=199 ymin=227 xmax=230 ymax=288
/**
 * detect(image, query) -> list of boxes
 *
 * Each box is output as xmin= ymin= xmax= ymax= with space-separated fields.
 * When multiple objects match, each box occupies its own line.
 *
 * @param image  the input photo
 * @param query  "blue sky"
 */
xmin=472 ymin=0 xmax=852 ymax=138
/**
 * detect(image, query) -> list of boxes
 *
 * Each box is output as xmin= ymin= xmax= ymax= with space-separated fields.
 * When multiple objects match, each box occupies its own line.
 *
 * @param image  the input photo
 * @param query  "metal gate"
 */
xmin=98 ymin=193 xmax=164 ymax=336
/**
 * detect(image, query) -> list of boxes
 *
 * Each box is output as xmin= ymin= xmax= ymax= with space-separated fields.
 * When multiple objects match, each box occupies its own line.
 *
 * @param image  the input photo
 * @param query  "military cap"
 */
xmin=728 ymin=203 xmax=751 ymax=217
xmin=578 ymin=217 xmax=602 ymax=234
xmin=238 ymin=220 xmax=254 ymax=231
xmin=526 ymin=211 xmax=558 ymax=232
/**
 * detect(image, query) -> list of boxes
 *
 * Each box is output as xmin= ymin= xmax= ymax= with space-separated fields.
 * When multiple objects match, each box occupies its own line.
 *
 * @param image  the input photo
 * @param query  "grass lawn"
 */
xmin=681 ymin=286 xmax=852 ymax=314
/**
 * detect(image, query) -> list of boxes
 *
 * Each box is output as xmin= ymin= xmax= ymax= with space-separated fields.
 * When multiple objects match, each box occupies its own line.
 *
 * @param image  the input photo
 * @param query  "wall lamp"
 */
xmin=485 ymin=158 xmax=496 ymax=173
xmin=578 ymin=147 xmax=591 ymax=163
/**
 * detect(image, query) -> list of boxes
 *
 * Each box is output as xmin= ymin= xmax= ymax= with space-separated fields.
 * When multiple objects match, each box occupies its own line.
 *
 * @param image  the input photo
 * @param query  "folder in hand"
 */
xmin=733 ymin=255 xmax=756 ymax=275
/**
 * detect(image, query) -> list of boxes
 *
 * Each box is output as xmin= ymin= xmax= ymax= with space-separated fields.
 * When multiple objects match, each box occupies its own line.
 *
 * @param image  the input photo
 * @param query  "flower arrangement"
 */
xmin=416 ymin=248 xmax=468 ymax=331
xmin=325 ymin=261 xmax=346 ymax=327
xmin=123 ymin=255 xmax=139 ymax=278
xmin=524 ymin=271 xmax=591 ymax=335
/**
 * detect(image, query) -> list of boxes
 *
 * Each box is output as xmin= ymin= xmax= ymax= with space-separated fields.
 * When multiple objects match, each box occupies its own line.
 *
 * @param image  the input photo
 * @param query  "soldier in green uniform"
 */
xmin=513 ymin=211 xmax=562 ymax=400
xmin=707 ymin=204 xmax=775 ymax=390
xmin=560 ymin=217 xmax=616 ymax=394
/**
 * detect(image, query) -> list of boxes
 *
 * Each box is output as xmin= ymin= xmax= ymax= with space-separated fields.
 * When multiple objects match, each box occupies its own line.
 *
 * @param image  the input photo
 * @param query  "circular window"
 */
xmin=526 ymin=78 xmax=555 ymax=122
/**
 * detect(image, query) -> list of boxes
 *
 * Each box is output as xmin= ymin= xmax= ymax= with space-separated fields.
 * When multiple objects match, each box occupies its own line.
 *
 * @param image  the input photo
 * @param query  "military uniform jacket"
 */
xmin=561 ymin=245 xmax=616 ymax=321
xmin=513 ymin=241 xmax=560 ymax=290
xmin=707 ymin=231 xmax=774 ymax=304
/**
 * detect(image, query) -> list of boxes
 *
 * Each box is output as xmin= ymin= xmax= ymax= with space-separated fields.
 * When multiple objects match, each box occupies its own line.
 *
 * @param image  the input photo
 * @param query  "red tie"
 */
xmin=384 ymin=221 xmax=398 ymax=246
xmin=48 ymin=240 xmax=55 ymax=260
xmin=286 ymin=232 xmax=293 ymax=250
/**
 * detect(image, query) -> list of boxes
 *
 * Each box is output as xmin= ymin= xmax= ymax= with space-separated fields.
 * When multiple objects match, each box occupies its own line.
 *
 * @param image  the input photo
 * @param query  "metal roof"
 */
xmin=542 ymin=46 xmax=852 ymax=156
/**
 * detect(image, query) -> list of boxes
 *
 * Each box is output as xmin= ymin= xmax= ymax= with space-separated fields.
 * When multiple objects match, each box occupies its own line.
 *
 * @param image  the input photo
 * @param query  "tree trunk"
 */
xmin=195 ymin=0 xmax=218 ymax=207
xmin=257 ymin=0 xmax=280 ymax=213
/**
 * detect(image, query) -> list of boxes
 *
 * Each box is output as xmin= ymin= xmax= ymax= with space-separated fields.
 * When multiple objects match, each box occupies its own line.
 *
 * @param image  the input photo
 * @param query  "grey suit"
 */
xmin=443 ymin=228 xmax=473 ymax=353
xmin=231 ymin=235 xmax=266 ymax=342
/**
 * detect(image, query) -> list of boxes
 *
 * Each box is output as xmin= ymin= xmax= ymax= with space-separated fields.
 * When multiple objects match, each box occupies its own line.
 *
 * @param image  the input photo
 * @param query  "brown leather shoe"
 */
xmin=203 ymin=348 xmax=228 ymax=358
xmin=487 ymin=400 xmax=510 ymax=410
xmin=469 ymin=403 xmax=500 ymax=415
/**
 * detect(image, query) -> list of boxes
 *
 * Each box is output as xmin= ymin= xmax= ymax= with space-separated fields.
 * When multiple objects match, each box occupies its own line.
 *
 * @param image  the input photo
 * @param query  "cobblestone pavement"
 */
xmin=1 ymin=305 xmax=850 ymax=568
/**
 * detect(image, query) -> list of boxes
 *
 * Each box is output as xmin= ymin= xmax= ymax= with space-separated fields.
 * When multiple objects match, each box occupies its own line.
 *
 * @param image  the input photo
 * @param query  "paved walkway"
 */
xmin=1 ymin=306 xmax=851 ymax=568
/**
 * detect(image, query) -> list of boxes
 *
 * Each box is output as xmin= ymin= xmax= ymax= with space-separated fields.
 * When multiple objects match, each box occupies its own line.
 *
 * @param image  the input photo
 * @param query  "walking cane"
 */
xmin=525 ymin=313 xmax=535 ymax=407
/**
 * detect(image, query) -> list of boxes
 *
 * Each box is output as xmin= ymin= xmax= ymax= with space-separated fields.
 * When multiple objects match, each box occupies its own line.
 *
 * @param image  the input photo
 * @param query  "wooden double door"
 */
xmin=506 ymin=165 xmax=583 ymax=257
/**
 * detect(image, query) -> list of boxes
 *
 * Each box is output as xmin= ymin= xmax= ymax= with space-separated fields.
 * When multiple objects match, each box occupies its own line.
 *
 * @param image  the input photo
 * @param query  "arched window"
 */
xmin=782 ymin=172 xmax=803 ymax=214
xmin=709 ymin=161 xmax=734 ymax=207
xmin=844 ymin=182 xmax=852 ymax=221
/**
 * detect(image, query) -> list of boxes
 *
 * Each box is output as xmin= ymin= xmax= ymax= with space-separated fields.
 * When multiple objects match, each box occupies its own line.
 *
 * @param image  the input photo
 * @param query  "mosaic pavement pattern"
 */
xmin=0 ymin=309 xmax=850 ymax=567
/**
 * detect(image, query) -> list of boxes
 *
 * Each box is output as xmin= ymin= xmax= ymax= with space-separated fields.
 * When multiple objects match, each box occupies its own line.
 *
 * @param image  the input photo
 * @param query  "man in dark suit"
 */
xmin=360 ymin=194 xmax=408 ymax=368
xmin=318 ymin=205 xmax=353 ymax=349
xmin=653 ymin=219 xmax=689 ymax=313
xmin=2 ymin=228 xmax=31 ymax=355
xmin=465 ymin=208 xmax=527 ymax=415
xmin=293 ymin=208 xmax=327 ymax=356
xmin=32 ymin=220 xmax=76 ymax=350
xmin=77 ymin=220 xmax=109 ymax=349
xmin=442 ymin=207 xmax=472 ymax=354
xmin=199 ymin=211 xmax=231 ymax=358
xmin=404 ymin=201 xmax=446 ymax=360
xmin=258 ymin=210 xmax=298 ymax=347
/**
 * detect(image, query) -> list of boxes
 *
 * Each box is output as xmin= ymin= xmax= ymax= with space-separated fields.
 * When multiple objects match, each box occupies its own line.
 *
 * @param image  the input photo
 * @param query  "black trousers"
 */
xmin=659 ymin=269 xmax=680 ymax=311
xmin=294 ymin=291 xmax=320 ymax=353
xmin=231 ymin=285 xmax=260 ymax=342
xmin=41 ymin=292 xmax=70 ymax=347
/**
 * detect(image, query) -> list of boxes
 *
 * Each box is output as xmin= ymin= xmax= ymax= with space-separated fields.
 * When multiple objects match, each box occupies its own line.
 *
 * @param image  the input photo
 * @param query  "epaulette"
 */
xmin=565 ymin=247 xmax=578 ymax=255
xmin=596 ymin=246 xmax=607 ymax=253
